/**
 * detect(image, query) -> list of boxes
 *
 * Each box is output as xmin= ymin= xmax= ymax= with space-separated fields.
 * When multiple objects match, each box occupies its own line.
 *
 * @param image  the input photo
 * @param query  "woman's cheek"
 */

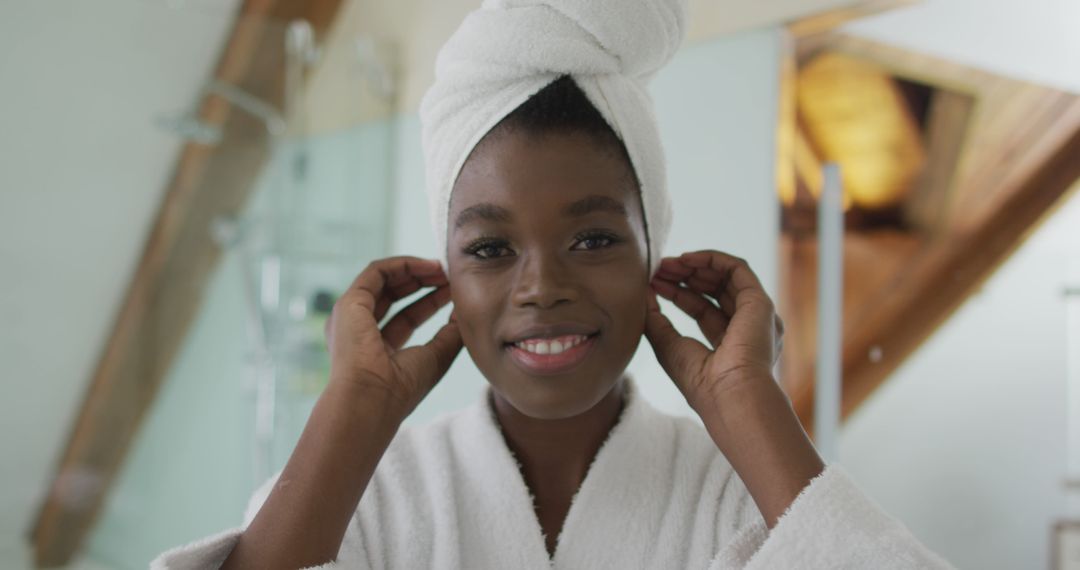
xmin=452 ymin=272 xmax=498 ymax=340
xmin=613 ymin=264 xmax=649 ymax=332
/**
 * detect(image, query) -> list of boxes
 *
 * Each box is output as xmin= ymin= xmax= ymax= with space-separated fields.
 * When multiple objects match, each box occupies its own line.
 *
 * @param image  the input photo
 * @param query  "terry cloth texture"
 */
xmin=419 ymin=0 xmax=688 ymax=276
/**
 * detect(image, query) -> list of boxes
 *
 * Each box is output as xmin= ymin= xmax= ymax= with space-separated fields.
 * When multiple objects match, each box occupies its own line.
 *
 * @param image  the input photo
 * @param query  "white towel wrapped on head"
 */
xmin=419 ymin=0 xmax=688 ymax=276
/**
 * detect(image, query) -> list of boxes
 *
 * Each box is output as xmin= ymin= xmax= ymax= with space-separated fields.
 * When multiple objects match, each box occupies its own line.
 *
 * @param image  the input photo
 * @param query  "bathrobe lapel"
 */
xmin=452 ymin=389 xmax=552 ymax=568
xmin=456 ymin=378 xmax=676 ymax=569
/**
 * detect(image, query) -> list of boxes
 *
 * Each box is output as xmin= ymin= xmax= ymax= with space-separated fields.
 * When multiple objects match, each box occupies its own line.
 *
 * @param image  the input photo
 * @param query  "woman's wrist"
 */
xmin=696 ymin=374 xmax=825 ymax=528
xmin=323 ymin=375 xmax=413 ymax=432
xmin=225 ymin=373 xmax=410 ymax=569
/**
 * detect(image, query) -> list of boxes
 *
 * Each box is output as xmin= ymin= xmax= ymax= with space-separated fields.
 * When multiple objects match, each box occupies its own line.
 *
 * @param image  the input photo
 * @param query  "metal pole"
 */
xmin=1065 ymin=261 xmax=1080 ymax=517
xmin=815 ymin=163 xmax=844 ymax=462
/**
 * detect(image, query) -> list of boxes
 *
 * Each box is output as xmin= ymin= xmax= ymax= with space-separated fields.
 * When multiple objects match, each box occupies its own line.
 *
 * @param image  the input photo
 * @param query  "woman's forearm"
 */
xmin=697 ymin=376 xmax=825 ymax=529
xmin=221 ymin=379 xmax=408 ymax=570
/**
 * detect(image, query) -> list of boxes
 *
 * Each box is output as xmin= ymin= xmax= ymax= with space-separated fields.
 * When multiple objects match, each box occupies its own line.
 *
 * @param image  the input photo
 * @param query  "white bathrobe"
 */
xmin=151 ymin=378 xmax=953 ymax=569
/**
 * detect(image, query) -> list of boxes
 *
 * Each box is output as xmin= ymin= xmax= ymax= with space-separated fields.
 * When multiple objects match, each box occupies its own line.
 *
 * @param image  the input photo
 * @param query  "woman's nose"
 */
xmin=511 ymin=250 xmax=578 ymax=309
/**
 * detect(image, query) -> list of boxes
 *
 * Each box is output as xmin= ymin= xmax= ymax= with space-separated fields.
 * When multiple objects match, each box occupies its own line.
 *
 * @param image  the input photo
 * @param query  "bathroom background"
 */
xmin=1 ymin=0 xmax=1079 ymax=568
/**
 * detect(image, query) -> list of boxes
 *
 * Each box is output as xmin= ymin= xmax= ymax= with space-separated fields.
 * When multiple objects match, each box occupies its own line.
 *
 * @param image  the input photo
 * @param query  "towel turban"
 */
xmin=419 ymin=0 xmax=688 ymax=277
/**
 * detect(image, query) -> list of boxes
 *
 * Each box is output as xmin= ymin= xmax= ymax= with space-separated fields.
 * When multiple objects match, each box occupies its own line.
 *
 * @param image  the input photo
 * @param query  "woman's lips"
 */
xmin=505 ymin=333 xmax=598 ymax=375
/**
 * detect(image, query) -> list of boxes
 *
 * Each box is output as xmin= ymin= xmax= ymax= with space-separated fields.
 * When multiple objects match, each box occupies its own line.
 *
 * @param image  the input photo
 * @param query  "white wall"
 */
xmin=0 ymin=2 xmax=239 ymax=567
xmin=84 ymin=254 xmax=256 ymax=569
xmin=839 ymin=191 xmax=1079 ymax=569
xmin=839 ymin=2 xmax=1080 ymax=567
xmin=845 ymin=0 xmax=1080 ymax=94
xmin=393 ymin=28 xmax=784 ymax=424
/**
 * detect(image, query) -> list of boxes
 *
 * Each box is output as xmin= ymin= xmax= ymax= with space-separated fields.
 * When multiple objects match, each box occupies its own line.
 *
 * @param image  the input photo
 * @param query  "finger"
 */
xmin=682 ymin=250 xmax=771 ymax=313
xmin=381 ymin=262 xmax=448 ymax=305
xmin=401 ymin=319 xmax=464 ymax=393
xmin=664 ymin=257 xmax=725 ymax=284
xmin=659 ymin=257 xmax=736 ymax=315
xmin=348 ymin=257 xmax=446 ymax=321
xmin=348 ymin=256 xmax=444 ymax=295
xmin=381 ymin=285 xmax=453 ymax=350
xmin=678 ymin=258 xmax=740 ymax=312
xmin=374 ymin=274 xmax=449 ymax=323
xmin=651 ymin=278 xmax=729 ymax=348
xmin=656 ymin=257 xmax=693 ymax=281
xmin=644 ymin=293 xmax=710 ymax=388
xmin=374 ymin=271 xmax=448 ymax=323
xmin=774 ymin=315 xmax=785 ymax=365
xmin=426 ymin=320 xmax=464 ymax=378
xmin=681 ymin=251 xmax=779 ymax=360
xmin=679 ymin=250 xmax=767 ymax=298
xmin=684 ymin=275 xmax=736 ymax=316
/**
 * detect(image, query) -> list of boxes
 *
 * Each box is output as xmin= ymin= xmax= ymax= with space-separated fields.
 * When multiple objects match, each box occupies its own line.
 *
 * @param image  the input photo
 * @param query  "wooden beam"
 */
xmin=903 ymin=89 xmax=975 ymax=235
xmin=794 ymin=34 xmax=1071 ymax=230
xmin=797 ymin=51 xmax=927 ymax=210
xmin=840 ymin=106 xmax=1079 ymax=415
xmin=780 ymin=230 xmax=925 ymax=397
xmin=790 ymin=103 xmax=1080 ymax=430
xmin=786 ymin=0 xmax=917 ymax=38
xmin=779 ymin=35 xmax=1080 ymax=434
xmin=30 ymin=1 xmax=344 ymax=566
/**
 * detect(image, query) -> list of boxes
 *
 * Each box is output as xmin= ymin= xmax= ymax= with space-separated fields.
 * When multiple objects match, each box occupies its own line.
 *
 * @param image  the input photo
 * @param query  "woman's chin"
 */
xmin=488 ymin=374 xmax=618 ymax=420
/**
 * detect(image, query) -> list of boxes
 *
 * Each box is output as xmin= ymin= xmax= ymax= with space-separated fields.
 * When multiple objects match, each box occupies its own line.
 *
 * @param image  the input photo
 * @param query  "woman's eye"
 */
xmin=571 ymin=232 xmax=618 ymax=251
xmin=464 ymin=239 xmax=513 ymax=259
xmin=475 ymin=245 xmax=508 ymax=258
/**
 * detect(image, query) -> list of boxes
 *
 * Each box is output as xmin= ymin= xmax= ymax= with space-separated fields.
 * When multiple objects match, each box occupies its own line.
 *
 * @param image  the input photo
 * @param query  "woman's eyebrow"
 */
xmin=455 ymin=203 xmax=513 ymax=228
xmin=563 ymin=195 xmax=628 ymax=218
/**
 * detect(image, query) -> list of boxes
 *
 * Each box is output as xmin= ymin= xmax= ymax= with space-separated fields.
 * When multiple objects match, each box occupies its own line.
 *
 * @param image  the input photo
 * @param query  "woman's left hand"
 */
xmin=644 ymin=250 xmax=823 ymax=528
xmin=644 ymin=250 xmax=784 ymax=414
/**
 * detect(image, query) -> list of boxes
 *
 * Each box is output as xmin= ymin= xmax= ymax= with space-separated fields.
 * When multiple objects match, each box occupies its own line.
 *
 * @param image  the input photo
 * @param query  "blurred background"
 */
xmin=1 ymin=0 xmax=1078 ymax=568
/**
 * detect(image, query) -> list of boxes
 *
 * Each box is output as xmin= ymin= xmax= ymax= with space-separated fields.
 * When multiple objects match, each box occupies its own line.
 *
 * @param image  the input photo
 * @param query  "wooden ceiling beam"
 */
xmin=779 ymin=230 xmax=925 ymax=396
xmin=778 ymin=35 xmax=1080 ymax=434
xmin=789 ymin=105 xmax=1080 ymax=430
xmin=903 ymin=89 xmax=975 ymax=236
xmin=786 ymin=0 xmax=917 ymax=39
xmin=29 ymin=1 xmax=344 ymax=567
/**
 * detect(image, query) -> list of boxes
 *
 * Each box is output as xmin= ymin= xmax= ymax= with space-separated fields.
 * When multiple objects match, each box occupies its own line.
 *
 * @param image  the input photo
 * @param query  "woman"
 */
xmin=154 ymin=0 xmax=952 ymax=568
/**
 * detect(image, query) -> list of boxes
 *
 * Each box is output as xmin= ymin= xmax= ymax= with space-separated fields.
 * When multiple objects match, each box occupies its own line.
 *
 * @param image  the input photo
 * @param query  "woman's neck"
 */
xmin=490 ymin=378 xmax=627 ymax=489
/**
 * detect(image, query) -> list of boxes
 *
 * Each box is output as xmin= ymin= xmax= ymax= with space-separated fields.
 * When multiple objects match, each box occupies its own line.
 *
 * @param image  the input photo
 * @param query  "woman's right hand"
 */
xmin=324 ymin=256 xmax=463 ymax=416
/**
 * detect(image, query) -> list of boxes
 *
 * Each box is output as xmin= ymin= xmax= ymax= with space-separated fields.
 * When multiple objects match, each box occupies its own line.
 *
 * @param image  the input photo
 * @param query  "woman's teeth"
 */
xmin=513 ymin=334 xmax=589 ymax=355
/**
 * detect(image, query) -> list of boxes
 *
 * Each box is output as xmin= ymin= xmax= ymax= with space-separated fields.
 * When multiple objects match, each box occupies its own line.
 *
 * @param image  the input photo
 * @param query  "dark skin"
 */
xmin=221 ymin=129 xmax=824 ymax=568
xmin=447 ymin=130 xmax=649 ymax=554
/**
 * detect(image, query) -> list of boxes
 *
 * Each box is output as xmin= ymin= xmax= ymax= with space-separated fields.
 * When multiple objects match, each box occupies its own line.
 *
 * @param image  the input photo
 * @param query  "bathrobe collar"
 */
xmin=456 ymin=376 xmax=676 ymax=565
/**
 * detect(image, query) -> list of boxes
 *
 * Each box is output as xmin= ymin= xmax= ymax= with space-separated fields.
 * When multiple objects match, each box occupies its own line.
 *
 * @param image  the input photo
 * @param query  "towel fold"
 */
xmin=419 ymin=0 xmax=689 ymax=276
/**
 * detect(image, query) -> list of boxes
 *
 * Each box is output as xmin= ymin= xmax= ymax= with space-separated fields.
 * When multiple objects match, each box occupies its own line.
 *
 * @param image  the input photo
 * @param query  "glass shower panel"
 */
xmin=237 ymin=22 xmax=397 ymax=482
xmin=78 ymin=7 xmax=371 ymax=568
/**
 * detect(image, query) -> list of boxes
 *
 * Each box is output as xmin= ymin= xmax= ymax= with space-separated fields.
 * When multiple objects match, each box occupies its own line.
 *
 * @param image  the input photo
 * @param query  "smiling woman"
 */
xmin=152 ymin=0 xmax=954 ymax=569
xmin=449 ymin=77 xmax=650 ymax=421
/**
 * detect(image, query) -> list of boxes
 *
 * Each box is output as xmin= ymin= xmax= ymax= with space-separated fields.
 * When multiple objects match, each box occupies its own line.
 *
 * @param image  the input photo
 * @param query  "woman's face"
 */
xmin=447 ymin=129 xmax=650 ymax=420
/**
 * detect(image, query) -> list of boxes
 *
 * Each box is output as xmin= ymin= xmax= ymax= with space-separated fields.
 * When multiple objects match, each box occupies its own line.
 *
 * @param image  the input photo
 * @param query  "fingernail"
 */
xmin=651 ymin=278 xmax=676 ymax=292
